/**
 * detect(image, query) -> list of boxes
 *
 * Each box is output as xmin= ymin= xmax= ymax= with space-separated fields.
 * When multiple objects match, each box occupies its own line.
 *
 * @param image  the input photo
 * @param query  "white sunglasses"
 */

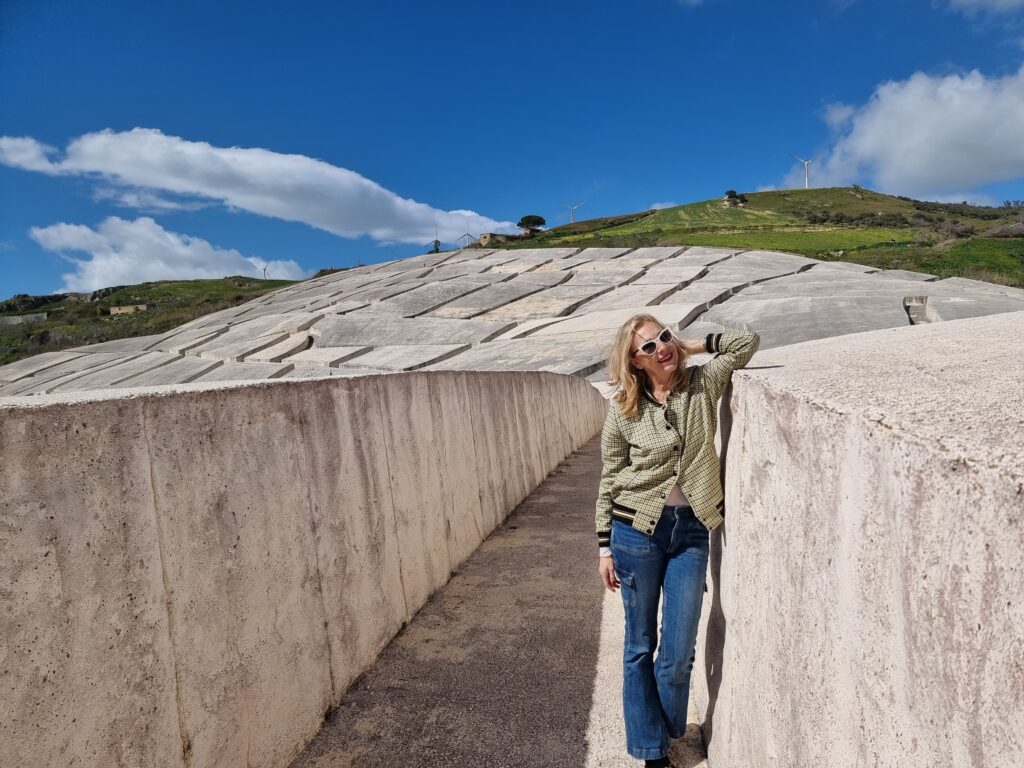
xmin=631 ymin=327 xmax=674 ymax=357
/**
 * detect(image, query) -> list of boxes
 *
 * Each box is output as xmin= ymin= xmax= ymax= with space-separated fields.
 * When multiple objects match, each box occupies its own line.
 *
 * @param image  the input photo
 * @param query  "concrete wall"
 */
xmin=693 ymin=310 xmax=1024 ymax=768
xmin=0 ymin=371 xmax=606 ymax=768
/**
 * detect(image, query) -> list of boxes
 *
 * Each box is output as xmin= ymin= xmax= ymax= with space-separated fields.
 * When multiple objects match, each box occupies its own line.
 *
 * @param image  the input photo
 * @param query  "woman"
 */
xmin=596 ymin=313 xmax=760 ymax=767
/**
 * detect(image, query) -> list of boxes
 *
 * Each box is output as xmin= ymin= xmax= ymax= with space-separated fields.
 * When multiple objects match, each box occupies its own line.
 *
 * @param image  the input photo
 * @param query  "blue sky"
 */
xmin=2 ymin=0 xmax=1023 ymax=297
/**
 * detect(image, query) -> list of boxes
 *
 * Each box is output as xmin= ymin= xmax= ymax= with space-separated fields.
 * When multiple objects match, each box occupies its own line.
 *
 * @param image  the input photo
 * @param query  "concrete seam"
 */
xmin=372 ymin=376 xmax=411 ymax=621
xmin=139 ymin=404 xmax=193 ymax=768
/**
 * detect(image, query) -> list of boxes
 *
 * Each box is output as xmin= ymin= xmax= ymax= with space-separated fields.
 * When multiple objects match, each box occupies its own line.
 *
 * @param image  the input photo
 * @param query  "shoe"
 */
xmin=644 ymin=758 xmax=671 ymax=768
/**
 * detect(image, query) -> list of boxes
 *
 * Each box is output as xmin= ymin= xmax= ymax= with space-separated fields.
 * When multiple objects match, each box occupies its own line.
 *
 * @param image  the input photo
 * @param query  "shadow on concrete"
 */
xmin=290 ymin=438 xmax=607 ymax=768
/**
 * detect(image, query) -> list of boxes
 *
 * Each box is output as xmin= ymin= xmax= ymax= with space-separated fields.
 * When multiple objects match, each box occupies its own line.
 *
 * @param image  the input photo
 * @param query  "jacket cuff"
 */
xmin=705 ymin=332 xmax=723 ymax=354
xmin=597 ymin=530 xmax=611 ymax=548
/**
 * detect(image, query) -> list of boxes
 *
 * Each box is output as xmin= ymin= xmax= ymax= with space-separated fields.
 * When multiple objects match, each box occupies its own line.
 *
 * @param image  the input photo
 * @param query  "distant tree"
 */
xmin=724 ymin=189 xmax=738 ymax=199
xmin=518 ymin=215 xmax=546 ymax=235
xmin=737 ymin=194 xmax=748 ymax=204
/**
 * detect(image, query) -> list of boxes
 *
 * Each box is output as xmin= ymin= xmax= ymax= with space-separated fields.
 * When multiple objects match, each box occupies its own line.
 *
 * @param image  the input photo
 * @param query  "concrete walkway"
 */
xmin=290 ymin=437 xmax=707 ymax=768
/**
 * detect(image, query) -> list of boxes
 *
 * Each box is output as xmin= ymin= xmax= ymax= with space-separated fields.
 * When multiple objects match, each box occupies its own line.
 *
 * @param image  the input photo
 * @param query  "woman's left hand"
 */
xmin=599 ymin=556 xmax=620 ymax=592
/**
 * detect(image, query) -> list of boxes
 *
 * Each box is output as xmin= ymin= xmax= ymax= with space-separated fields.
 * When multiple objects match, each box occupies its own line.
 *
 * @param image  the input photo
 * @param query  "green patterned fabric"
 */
xmin=595 ymin=329 xmax=761 ymax=549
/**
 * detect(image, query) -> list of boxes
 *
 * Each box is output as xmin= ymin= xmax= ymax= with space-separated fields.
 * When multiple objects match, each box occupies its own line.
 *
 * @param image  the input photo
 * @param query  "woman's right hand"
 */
xmin=599 ymin=556 xmax=620 ymax=592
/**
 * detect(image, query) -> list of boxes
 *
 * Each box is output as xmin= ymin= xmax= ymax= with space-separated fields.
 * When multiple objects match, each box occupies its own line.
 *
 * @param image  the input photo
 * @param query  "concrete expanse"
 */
xmin=0 ymin=372 xmax=605 ymax=768
xmin=3 ymin=244 xmax=1024 ymax=768
xmin=4 ymin=245 xmax=1024 ymax=396
xmin=693 ymin=310 xmax=1024 ymax=768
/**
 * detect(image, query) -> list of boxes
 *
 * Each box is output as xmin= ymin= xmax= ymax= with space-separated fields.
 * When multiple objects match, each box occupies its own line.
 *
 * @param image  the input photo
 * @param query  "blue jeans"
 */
xmin=610 ymin=505 xmax=709 ymax=760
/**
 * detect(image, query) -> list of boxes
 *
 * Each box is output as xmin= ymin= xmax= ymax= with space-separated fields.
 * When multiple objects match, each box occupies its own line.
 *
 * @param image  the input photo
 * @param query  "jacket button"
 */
xmin=665 ymin=424 xmax=672 ymax=430
xmin=660 ymin=492 xmax=666 ymax=498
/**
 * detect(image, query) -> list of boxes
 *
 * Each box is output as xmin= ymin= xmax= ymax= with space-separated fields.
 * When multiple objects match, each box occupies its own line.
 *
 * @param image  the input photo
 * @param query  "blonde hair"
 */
xmin=607 ymin=313 xmax=690 ymax=419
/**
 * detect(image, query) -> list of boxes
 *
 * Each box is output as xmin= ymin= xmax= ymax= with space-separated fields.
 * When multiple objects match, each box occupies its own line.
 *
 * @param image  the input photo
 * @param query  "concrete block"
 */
xmin=0 ymin=350 xmax=86 ymax=383
xmin=573 ymin=247 xmax=631 ymax=260
xmin=339 ymin=344 xmax=470 ymax=371
xmin=116 ymin=356 xmax=223 ymax=387
xmin=140 ymin=389 xmax=334 ymax=768
xmin=703 ymin=295 xmax=912 ymax=349
xmin=568 ymin=283 xmax=683 ymax=314
xmin=693 ymin=311 xmax=1024 ymax=768
xmin=478 ymin=284 xmax=615 ymax=321
xmin=0 ymin=399 xmax=184 ymax=768
xmin=287 ymin=346 xmax=373 ymax=367
xmin=529 ymin=303 xmax=706 ymax=337
xmin=49 ymin=351 xmax=181 ymax=392
xmin=244 ymin=333 xmax=314 ymax=363
xmin=360 ymin=279 xmax=492 ymax=317
xmin=312 ymin=314 xmax=513 ymax=346
xmin=190 ymin=361 xmax=294 ymax=382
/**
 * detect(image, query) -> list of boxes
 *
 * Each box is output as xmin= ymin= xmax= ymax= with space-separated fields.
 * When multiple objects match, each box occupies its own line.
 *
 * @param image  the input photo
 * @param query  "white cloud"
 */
xmin=822 ymin=102 xmax=856 ymax=131
xmin=93 ymin=187 xmax=210 ymax=212
xmin=789 ymin=66 xmax=1024 ymax=198
xmin=0 ymin=136 xmax=59 ymax=174
xmin=0 ymin=128 xmax=517 ymax=245
xmin=29 ymin=216 xmax=309 ymax=292
xmin=649 ymin=201 xmax=679 ymax=209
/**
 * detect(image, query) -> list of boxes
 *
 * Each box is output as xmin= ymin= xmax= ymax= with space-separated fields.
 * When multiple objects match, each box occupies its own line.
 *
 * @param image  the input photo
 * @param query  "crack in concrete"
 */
xmin=140 ymin=404 xmax=193 ymax=768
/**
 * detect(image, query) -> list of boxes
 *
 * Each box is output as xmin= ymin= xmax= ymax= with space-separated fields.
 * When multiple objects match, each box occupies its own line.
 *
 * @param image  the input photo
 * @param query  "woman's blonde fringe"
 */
xmin=606 ymin=313 xmax=690 ymax=419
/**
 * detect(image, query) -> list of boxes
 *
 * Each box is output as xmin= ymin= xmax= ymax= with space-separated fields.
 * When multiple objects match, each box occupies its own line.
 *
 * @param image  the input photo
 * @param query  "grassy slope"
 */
xmin=0 ymin=276 xmax=296 ymax=366
xmin=516 ymin=187 xmax=1024 ymax=286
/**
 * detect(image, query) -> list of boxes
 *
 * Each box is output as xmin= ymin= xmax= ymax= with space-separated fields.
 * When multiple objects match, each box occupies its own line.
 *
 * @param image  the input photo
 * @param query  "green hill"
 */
xmin=518 ymin=187 xmax=1024 ymax=287
xmin=0 ymin=276 xmax=297 ymax=366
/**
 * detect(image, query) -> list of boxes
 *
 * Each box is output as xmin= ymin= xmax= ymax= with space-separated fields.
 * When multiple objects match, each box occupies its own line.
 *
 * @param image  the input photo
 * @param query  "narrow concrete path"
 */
xmin=290 ymin=437 xmax=707 ymax=768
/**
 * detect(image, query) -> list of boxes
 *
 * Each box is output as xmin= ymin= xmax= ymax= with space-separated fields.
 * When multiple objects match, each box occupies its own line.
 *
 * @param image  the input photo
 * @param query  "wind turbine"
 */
xmin=423 ymin=224 xmax=443 ymax=254
xmin=564 ymin=201 xmax=586 ymax=224
xmin=455 ymin=216 xmax=478 ymax=247
xmin=792 ymin=154 xmax=819 ymax=189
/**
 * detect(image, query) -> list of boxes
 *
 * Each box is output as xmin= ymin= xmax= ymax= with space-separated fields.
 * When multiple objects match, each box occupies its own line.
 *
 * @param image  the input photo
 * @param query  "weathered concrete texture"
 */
xmin=356 ymin=279 xmax=494 ymax=317
xmin=190 ymin=360 xmax=294 ymax=381
xmin=0 ymin=398 xmax=186 ymax=768
xmin=632 ymin=261 xmax=708 ymax=286
xmin=0 ymin=352 xmax=141 ymax=396
xmin=0 ymin=350 xmax=86 ymax=382
xmin=117 ymin=356 xmax=223 ymax=386
xmin=286 ymin=346 xmax=372 ymax=367
xmin=48 ymin=351 xmax=180 ymax=392
xmin=427 ymin=280 xmax=555 ymax=319
xmin=622 ymin=246 xmax=687 ymax=259
xmin=244 ymin=332 xmax=314 ymax=362
xmin=692 ymin=310 xmax=1024 ymax=768
xmin=569 ymin=283 xmax=684 ymax=313
xmin=0 ymin=372 xmax=606 ymax=768
xmin=478 ymin=284 xmax=615 ymax=321
xmin=426 ymin=332 xmax=611 ymax=376
xmin=335 ymin=344 xmax=470 ymax=371
xmin=530 ymin=302 xmax=706 ymax=337
xmin=563 ymin=267 xmax=645 ymax=287
xmin=494 ymin=247 xmax=579 ymax=260
xmin=573 ymin=247 xmax=631 ymax=260
xmin=311 ymin=314 xmax=513 ymax=346
xmin=6 ymin=247 xmax=1024 ymax=393
xmin=281 ymin=365 xmax=396 ymax=379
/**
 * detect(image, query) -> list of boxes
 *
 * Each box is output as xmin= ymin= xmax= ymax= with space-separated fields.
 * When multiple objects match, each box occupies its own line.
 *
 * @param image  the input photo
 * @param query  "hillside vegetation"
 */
xmin=0 ymin=276 xmax=295 ymax=366
xmin=515 ymin=187 xmax=1024 ymax=287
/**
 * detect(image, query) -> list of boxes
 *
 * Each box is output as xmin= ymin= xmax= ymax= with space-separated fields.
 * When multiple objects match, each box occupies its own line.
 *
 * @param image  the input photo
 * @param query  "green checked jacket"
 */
xmin=596 ymin=329 xmax=761 ymax=549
